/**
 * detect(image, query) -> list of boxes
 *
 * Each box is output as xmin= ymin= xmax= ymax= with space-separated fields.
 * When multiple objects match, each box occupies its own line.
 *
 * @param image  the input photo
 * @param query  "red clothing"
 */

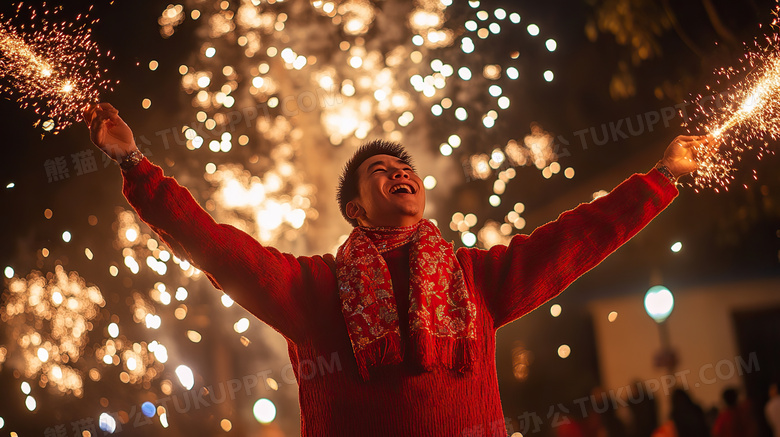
xmin=713 ymin=403 xmax=756 ymax=437
xmin=712 ymin=408 xmax=740 ymax=437
xmin=555 ymin=421 xmax=586 ymax=437
xmin=122 ymin=158 xmax=677 ymax=436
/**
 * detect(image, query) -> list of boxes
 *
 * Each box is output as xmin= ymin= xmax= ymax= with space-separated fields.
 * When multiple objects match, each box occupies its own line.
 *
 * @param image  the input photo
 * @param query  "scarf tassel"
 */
xmin=354 ymin=332 xmax=404 ymax=380
xmin=412 ymin=330 xmax=478 ymax=374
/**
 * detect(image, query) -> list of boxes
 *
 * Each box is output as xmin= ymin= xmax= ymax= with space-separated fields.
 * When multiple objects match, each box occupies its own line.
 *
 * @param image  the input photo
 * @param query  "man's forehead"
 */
xmin=358 ymin=154 xmax=409 ymax=170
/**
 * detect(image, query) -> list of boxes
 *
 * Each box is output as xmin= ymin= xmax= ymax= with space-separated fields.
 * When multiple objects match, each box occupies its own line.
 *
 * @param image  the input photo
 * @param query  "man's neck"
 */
xmin=359 ymin=217 xmax=423 ymax=228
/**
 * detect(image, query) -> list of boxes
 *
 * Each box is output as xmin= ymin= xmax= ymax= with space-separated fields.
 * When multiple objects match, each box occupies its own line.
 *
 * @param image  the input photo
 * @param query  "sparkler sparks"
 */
xmin=0 ymin=3 xmax=116 ymax=133
xmin=687 ymin=8 xmax=780 ymax=190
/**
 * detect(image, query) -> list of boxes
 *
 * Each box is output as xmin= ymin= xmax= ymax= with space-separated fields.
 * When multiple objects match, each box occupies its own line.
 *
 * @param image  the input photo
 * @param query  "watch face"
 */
xmin=120 ymin=151 xmax=143 ymax=170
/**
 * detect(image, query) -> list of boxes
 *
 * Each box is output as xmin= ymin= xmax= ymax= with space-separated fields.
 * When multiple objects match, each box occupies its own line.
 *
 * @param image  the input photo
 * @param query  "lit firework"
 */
xmin=709 ymin=59 xmax=780 ymax=139
xmin=686 ymin=9 xmax=780 ymax=190
xmin=0 ymin=3 xmax=116 ymax=133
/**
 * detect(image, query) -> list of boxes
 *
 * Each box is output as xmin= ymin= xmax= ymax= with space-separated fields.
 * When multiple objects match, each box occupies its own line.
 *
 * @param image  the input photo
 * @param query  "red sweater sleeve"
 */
xmin=458 ymin=169 xmax=679 ymax=329
xmin=121 ymin=157 xmax=317 ymax=343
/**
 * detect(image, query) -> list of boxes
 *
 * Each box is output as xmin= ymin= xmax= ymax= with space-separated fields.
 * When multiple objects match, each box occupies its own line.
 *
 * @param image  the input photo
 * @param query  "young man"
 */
xmin=86 ymin=103 xmax=701 ymax=436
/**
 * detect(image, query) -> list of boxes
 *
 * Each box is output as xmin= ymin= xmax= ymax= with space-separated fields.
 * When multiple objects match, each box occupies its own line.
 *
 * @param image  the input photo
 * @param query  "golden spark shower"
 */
xmin=686 ymin=6 xmax=780 ymax=190
xmin=0 ymin=3 xmax=115 ymax=133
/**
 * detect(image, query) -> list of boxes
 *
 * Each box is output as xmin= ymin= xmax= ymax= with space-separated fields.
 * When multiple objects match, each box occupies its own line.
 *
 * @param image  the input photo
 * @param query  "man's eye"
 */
xmin=372 ymin=168 xmax=386 ymax=173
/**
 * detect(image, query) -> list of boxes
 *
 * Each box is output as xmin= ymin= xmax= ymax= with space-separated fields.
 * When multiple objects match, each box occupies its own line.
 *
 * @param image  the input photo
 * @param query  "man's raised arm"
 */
xmin=84 ymin=103 xmax=319 ymax=343
xmin=457 ymin=135 xmax=709 ymax=329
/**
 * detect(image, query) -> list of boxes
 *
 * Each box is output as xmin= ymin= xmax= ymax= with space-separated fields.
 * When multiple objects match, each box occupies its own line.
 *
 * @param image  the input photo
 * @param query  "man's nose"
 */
xmin=391 ymin=168 xmax=410 ymax=179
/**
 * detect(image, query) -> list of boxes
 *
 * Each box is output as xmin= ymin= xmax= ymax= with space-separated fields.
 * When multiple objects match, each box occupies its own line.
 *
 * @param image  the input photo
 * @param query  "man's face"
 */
xmin=347 ymin=154 xmax=425 ymax=227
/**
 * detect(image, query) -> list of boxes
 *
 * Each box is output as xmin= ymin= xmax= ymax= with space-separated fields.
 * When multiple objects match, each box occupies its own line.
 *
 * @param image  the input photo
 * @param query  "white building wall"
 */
xmin=589 ymin=277 xmax=780 ymax=421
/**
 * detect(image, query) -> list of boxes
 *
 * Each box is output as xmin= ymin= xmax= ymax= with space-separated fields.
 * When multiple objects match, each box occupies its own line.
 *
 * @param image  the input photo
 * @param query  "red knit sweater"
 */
xmin=122 ymin=158 xmax=678 ymax=436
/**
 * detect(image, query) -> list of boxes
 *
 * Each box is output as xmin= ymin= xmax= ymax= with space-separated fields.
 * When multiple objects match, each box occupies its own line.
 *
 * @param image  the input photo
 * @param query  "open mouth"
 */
xmin=389 ymin=183 xmax=416 ymax=195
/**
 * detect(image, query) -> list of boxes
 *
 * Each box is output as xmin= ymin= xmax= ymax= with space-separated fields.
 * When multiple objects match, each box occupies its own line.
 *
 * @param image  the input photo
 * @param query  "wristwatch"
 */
xmin=119 ymin=149 xmax=144 ymax=170
xmin=654 ymin=162 xmax=678 ymax=184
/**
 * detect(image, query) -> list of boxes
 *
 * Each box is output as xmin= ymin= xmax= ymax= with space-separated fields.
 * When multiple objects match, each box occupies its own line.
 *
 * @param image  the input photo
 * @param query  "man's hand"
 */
xmin=83 ymin=103 xmax=138 ymax=161
xmin=661 ymin=135 xmax=713 ymax=179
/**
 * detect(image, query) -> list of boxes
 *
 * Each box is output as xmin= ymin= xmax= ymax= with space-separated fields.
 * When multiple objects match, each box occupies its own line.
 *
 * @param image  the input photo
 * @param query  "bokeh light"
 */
xmin=253 ymin=398 xmax=277 ymax=424
xmin=175 ymin=365 xmax=194 ymax=390
xmin=644 ymin=286 xmax=675 ymax=323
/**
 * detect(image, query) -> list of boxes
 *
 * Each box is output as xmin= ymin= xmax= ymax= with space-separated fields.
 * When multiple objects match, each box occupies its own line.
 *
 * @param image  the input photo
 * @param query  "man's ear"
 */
xmin=346 ymin=199 xmax=365 ymax=220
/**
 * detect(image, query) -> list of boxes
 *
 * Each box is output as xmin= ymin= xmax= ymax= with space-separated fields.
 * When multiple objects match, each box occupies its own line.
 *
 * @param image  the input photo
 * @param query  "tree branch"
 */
xmin=701 ymin=0 xmax=740 ymax=47
xmin=661 ymin=0 xmax=706 ymax=58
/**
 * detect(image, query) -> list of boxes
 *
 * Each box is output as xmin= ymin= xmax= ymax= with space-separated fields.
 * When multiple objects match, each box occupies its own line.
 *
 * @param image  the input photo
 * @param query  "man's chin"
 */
xmin=375 ymin=209 xmax=422 ymax=226
xmin=396 ymin=204 xmax=422 ymax=217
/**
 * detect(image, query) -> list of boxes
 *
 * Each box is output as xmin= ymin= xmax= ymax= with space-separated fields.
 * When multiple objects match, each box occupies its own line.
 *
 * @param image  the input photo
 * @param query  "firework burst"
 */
xmin=2 ymin=265 xmax=105 ymax=397
xmin=0 ymin=3 xmax=116 ymax=134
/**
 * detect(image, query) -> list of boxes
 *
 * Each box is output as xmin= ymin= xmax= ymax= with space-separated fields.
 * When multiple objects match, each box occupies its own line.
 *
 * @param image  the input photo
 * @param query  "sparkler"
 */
xmin=0 ymin=3 xmax=115 ymax=134
xmin=687 ymin=10 xmax=780 ymax=190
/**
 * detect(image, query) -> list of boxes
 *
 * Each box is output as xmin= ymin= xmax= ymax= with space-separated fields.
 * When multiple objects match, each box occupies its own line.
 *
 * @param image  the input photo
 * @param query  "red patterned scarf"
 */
xmin=336 ymin=219 xmax=477 ymax=380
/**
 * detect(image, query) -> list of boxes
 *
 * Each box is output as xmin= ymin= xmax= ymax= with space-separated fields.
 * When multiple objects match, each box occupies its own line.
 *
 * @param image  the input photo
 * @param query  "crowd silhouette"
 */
xmin=553 ymin=382 xmax=780 ymax=437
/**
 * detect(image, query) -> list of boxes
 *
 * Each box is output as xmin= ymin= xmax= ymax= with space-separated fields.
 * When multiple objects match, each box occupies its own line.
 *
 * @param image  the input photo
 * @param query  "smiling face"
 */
xmin=346 ymin=154 xmax=425 ymax=228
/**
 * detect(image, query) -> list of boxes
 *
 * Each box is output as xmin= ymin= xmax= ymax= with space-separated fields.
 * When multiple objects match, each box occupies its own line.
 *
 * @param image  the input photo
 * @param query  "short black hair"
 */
xmin=337 ymin=140 xmax=414 ymax=227
xmin=722 ymin=387 xmax=738 ymax=407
